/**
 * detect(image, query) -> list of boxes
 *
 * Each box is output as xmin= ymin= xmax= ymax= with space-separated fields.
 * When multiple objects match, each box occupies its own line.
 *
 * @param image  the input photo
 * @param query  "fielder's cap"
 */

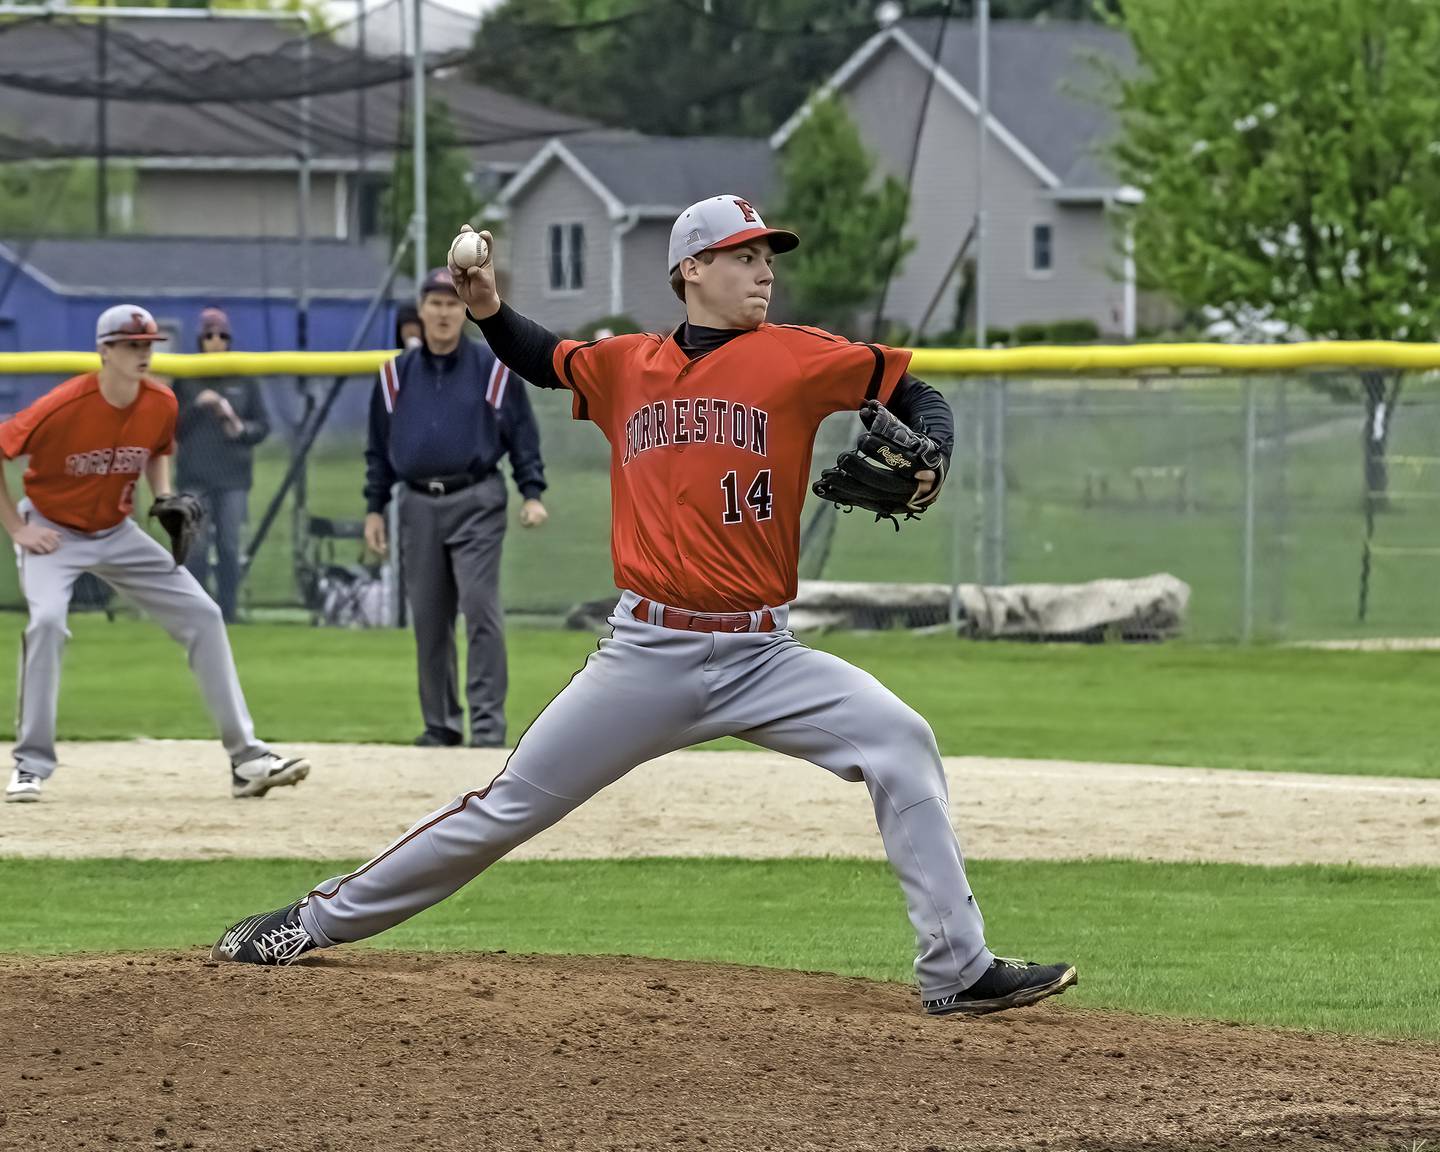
xmin=197 ymin=306 xmax=231 ymax=338
xmin=419 ymin=266 xmax=457 ymax=297
xmin=96 ymin=304 xmax=166 ymax=345
xmin=667 ymin=195 xmax=799 ymax=274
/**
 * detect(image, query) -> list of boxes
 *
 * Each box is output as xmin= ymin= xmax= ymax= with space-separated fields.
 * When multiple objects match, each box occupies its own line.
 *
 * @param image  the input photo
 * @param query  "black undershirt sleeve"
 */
xmin=472 ymin=303 xmax=565 ymax=390
xmin=888 ymin=373 xmax=955 ymax=461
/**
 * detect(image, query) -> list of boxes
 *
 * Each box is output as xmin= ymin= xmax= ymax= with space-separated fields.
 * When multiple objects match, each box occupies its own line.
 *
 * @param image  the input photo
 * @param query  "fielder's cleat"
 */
xmin=231 ymin=752 xmax=311 ymax=798
xmin=4 ymin=768 xmax=43 ymax=803
xmin=924 ymin=957 xmax=1078 ymax=1017
xmin=211 ymin=902 xmax=316 ymax=965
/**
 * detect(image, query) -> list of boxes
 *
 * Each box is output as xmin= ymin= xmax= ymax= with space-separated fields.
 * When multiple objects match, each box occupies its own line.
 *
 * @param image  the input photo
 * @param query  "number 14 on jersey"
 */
xmin=720 ymin=469 xmax=773 ymax=525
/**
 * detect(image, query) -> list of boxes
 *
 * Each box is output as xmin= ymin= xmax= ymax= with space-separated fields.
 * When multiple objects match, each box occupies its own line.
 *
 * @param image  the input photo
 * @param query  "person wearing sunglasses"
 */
xmin=172 ymin=307 xmax=270 ymax=624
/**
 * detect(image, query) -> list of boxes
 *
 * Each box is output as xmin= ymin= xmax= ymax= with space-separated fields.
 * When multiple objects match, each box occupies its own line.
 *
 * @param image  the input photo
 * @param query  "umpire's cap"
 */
xmin=419 ymin=267 xmax=458 ymax=298
xmin=96 ymin=304 xmax=166 ymax=345
xmin=668 ymin=195 xmax=799 ymax=274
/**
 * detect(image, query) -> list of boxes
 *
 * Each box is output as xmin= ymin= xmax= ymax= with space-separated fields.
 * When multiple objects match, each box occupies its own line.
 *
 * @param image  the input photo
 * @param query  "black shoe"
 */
xmin=469 ymin=736 xmax=507 ymax=749
xmin=414 ymin=729 xmax=462 ymax=748
xmin=924 ymin=957 xmax=1078 ymax=1017
xmin=211 ymin=901 xmax=317 ymax=966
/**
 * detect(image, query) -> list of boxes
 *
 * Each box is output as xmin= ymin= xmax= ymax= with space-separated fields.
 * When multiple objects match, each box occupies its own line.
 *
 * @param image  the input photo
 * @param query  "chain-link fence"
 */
xmin=2 ymin=370 xmax=1436 ymax=643
xmin=925 ymin=373 xmax=1440 ymax=642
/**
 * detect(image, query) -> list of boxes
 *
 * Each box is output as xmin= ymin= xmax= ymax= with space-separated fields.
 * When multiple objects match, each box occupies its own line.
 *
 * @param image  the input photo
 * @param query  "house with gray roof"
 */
xmin=0 ymin=14 xmax=596 ymax=241
xmin=773 ymin=18 xmax=1154 ymax=338
xmin=495 ymin=134 xmax=779 ymax=333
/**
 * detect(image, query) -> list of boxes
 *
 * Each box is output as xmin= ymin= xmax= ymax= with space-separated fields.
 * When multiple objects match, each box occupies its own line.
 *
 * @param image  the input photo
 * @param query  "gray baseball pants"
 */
xmin=12 ymin=502 xmax=268 ymax=778
xmin=300 ymin=590 xmax=995 ymax=1000
xmin=398 ymin=475 xmax=508 ymax=745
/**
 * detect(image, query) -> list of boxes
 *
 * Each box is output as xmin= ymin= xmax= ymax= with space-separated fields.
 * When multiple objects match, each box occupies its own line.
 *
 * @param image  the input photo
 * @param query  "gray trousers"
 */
xmin=300 ymin=591 xmax=995 ymax=1000
xmin=182 ymin=486 xmax=248 ymax=624
xmin=12 ymin=503 xmax=267 ymax=778
xmin=398 ymin=475 xmax=508 ymax=744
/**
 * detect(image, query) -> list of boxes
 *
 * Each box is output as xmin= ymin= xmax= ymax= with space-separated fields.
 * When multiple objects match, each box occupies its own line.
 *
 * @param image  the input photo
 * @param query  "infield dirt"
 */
xmin=4 ymin=743 xmax=1438 ymax=1151
xmin=3 ymin=741 xmax=1439 ymax=867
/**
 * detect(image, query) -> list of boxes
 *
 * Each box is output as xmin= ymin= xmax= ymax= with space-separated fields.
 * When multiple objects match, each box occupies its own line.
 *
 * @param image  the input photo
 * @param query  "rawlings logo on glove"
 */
xmin=812 ymin=400 xmax=948 ymax=530
xmin=149 ymin=493 xmax=205 ymax=565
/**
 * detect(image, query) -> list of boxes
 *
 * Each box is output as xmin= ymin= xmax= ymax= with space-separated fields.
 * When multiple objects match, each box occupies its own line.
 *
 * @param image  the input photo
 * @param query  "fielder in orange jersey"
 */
xmin=0 ymin=304 xmax=310 ymax=804
xmin=211 ymin=199 xmax=1077 ymax=1019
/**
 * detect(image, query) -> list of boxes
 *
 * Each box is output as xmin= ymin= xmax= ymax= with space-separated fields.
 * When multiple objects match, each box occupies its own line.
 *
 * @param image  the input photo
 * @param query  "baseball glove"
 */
xmin=149 ymin=493 xmax=205 ymax=565
xmin=812 ymin=400 xmax=947 ymax=530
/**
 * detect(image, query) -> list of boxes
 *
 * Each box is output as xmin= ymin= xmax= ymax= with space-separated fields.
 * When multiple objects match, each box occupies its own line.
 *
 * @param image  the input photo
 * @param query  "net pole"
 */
xmin=96 ymin=17 xmax=108 ymax=235
xmin=410 ymin=0 xmax=427 ymax=284
xmin=974 ymin=0 xmax=989 ymax=348
xmin=948 ymin=381 xmax=966 ymax=630
xmin=355 ymin=0 xmax=367 ymax=244
xmin=1241 ymin=378 xmax=1258 ymax=643
xmin=972 ymin=381 xmax=985 ymax=590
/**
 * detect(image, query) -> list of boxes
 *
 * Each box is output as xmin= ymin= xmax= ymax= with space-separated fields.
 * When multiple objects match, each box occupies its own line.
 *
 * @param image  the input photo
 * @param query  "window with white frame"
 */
xmin=548 ymin=222 xmax=586 ymax=291
xmin=1031 ymin=222 xmax=1054 ymax=274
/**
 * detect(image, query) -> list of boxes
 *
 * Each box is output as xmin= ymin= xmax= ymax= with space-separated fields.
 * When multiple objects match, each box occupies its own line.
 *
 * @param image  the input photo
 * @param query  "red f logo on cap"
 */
xmin=733 ymin=198 xmax=758 ymax=223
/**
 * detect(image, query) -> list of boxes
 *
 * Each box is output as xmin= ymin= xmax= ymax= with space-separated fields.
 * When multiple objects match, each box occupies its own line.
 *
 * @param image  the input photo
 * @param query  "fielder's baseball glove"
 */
xmin=149 ymin=493 xmax=205 ymax=565
xmin=812 ymin=400 xmax=947 ymax=530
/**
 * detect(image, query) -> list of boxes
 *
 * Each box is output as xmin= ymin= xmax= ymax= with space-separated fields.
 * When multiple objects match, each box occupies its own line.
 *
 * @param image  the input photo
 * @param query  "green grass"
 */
xmin=0 ymin=615 xmax=1436 ymax=776
xmin=5 ymin=380 xmax=1440 ymax=641
xmin=1 ymin=856 xmax=1435 ymax=1039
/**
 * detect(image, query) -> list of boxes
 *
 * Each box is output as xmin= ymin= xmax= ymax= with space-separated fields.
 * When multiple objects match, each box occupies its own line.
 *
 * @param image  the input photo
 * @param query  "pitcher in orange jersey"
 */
xmin=209 ymin=200 xmax=1077 ymax=1019
xmin=0 ymin=305 xmax=309 ymax=804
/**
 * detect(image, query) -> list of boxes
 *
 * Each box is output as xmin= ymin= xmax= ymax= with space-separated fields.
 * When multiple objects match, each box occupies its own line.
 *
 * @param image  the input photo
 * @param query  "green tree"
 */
xmin=469 ymin=1 xmax=1112 ymax=137
xmin=0 ymin=161 xmax=135 ymax=236
xmin=1109 ymin=0 xmax=1440 ymax=502
xmin=382 ymin=99 xmax=484 ymax=271
xmin=773 ymin=96 xmax=912 ymax=332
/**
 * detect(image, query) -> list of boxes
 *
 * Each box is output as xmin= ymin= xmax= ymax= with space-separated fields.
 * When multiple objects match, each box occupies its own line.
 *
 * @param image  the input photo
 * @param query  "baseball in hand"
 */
xmin=449 ymin=230 xmax=489 ymax=271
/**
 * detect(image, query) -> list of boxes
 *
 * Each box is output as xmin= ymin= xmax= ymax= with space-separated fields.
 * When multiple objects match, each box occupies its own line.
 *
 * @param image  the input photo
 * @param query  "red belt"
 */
xmin=632 ymin=598 xmax=776 ymax=633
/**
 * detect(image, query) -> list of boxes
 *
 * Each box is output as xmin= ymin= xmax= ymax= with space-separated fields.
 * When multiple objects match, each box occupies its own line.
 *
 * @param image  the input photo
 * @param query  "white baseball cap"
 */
xmin=667 ymin=195 xmax=799 ymax=274
xmin=96 ymin=304 xmax=166 ymax=345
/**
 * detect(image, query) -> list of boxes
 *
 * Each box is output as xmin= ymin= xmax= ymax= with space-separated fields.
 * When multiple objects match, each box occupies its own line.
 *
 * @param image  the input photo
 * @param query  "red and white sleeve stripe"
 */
xmin=379 ymin=359 xmax=400 ymax=413
xmin=485 ymin=360 xmax=510 ymax=410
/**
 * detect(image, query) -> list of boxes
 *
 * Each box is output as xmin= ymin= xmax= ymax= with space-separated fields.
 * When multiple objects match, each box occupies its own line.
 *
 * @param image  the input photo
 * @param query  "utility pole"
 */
xmin=410 ymin=0 xmax=427 ymax=285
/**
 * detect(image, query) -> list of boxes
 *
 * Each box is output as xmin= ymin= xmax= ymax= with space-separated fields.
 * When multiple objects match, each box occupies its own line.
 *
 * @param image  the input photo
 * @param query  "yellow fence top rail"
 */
xmin=2 ymin=340 xmax=1440 ymax=379
xmin=0 ymin=351 xmax=395 ymax=378
xmin=906 ymin=341 xmax=1440 ymax=375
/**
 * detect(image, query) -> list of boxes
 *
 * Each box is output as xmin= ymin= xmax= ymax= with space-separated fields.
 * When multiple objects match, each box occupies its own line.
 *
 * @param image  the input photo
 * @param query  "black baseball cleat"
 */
xmin=923 ymin=957 xmax=1078 ymax=1017
xmin=211 ymin=901 xmax=317 ymax=965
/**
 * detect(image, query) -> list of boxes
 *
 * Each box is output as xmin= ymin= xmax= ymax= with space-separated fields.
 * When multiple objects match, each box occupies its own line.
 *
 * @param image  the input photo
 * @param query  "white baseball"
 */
xmin=449 ymin=230 xmax=489 ymax=271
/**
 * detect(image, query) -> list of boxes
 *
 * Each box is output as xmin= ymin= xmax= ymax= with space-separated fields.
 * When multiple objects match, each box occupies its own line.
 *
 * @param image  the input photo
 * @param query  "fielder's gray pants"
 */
xmin=398 ymin=475 xmax=508 ymax=745
xmin=12 ymin=502 xmax=267 ymax=779
xmin=182 ymin=485 xmax=249 ymax=624
xmin=301 ymin=591 xmax=996 ymax=1000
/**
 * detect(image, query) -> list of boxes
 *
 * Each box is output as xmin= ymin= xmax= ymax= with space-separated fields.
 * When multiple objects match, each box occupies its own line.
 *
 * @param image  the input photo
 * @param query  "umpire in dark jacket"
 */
xmin=175 ymin=307 xmax=270 ymax=623
xmin=365 ymin=268 xmax=548 ymax=748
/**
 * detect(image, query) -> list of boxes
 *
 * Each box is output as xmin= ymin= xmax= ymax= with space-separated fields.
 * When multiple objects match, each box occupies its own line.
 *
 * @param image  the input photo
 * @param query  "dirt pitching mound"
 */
xmin=2 ymin=952 xmax=1436 ymax=1152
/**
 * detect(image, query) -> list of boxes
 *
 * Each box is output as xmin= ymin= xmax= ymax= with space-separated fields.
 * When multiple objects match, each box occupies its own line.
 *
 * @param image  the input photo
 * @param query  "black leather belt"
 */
xmin=405 ymin=471 xmax=492 ymax=496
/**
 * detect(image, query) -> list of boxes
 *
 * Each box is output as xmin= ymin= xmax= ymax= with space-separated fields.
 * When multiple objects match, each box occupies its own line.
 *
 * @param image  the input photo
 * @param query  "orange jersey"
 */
xmin=0 ymin=373 xmax=176 ymax=533
xmin=553 ymin=324 xmax=910 ymax=612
